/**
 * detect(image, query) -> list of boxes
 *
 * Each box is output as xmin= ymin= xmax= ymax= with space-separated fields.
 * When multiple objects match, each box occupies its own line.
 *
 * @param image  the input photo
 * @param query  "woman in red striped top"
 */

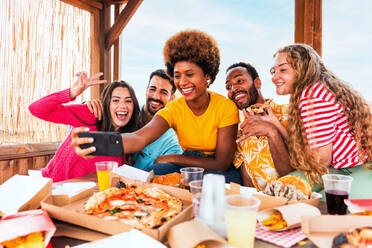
xmin=270 ymin=44 xmax=372 ymax=194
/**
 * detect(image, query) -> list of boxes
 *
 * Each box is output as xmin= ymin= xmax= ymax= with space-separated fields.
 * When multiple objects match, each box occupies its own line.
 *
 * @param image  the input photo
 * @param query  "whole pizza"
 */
xmin=84 ymin=182 xmax=183 ymax=229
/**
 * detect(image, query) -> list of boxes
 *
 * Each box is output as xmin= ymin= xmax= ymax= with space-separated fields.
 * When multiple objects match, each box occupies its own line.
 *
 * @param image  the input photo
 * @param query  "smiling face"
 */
xmin=145 ymin=75 xmax=173 ymax=115
xmin=225 ymin=66 xmax=259 ymax=110
xmin=271 ymin=52 xmax=297 ymax=95
xmin=173 ymin=61 xmax=209 ymax=102
xmin=109 ymin=87 xmax=134 ymax=131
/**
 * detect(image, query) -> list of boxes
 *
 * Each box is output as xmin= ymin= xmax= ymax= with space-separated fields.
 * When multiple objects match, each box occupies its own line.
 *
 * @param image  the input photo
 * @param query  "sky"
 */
xmin=119 ymin=0 xmax=372 ymax=105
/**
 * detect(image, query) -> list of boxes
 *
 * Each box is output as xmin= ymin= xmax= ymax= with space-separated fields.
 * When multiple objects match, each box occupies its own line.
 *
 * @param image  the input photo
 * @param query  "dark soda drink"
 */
xmin=325 ymin=190 xmax=349 ymax=215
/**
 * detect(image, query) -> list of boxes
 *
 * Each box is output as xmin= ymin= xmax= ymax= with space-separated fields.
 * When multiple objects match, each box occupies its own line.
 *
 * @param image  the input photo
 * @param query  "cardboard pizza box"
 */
xmin=301 ymin=215 xmax=372 ymax=248
xmin=0 ymin=175 xmax=52 ymax=215
xmin=224 ymin=182 xmax=321 ymax=211
xmin=41 ymin=174 xmax=193 ymax=242
xmin=51 ymin=182 xmax=96 ymax=206
xmin=54 ymin=222 xmax=109 ymax=242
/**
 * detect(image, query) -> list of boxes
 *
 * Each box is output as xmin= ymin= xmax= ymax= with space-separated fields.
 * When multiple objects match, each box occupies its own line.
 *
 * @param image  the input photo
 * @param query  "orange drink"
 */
xmin=95 ymin=161 xmax=117 ymax=191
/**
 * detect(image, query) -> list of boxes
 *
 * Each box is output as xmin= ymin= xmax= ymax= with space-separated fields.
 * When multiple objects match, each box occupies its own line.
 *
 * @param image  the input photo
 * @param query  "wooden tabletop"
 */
xmin=50 ymin=173 xmax=326 ymax=248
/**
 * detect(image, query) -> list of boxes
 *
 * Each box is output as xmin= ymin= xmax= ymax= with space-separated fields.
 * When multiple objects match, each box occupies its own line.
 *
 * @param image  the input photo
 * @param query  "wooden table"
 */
xmin=50 ymin=174 xmax=326 ymax=248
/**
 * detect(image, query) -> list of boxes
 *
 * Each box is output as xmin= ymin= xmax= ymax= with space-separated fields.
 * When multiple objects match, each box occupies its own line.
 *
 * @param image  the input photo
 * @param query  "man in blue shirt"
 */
xmin=87 ymin=69 xmax=182 ymax=169
xmin=134 ymin=69 xmax=183 ymax=169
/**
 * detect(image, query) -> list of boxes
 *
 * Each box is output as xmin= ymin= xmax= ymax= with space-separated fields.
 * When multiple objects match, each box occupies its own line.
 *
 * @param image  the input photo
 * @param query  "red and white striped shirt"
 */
xmin=299 ymin=82 xmax=362 ymax=169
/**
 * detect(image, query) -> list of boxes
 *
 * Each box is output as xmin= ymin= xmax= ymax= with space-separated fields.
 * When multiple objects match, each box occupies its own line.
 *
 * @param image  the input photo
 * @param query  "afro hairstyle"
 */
xmin=163 ymin=30 xmax=220 ymax=83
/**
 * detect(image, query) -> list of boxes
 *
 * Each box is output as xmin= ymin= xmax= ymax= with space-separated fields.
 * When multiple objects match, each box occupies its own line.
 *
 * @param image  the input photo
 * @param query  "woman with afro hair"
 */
xmin=72 ymin=30 xmax=242 ymax=183
xmin=271 ymin=44 xmax=372 ymax=198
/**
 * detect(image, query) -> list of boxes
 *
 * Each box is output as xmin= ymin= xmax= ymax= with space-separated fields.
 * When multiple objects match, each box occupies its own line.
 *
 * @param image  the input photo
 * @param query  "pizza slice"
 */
xmin=332 ymin=226 xmax=372 ymax=248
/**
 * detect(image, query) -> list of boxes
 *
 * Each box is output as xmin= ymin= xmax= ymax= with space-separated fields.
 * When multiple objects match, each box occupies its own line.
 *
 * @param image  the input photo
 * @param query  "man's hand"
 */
xmin=69 ymin=72 xmax=106 ymax=99
xmin=70 ymin=127 xmax=96 ymax=159
xmin=86 ymin=99 xmax=103 ymax=120
xmin=237 ymin=110 xmax=275 ymax=143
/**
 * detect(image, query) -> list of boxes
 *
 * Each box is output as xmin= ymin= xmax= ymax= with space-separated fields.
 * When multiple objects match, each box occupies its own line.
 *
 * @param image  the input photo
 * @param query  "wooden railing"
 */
xmin=0 ymin=142 xmax=59 ymax=184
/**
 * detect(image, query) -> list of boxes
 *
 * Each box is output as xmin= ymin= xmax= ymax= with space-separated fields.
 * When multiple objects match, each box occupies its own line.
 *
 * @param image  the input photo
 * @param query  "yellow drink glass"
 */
xmin=225 ymin=194 xmax=260 ymax=248
xmin=95 ymin=161 xmax=117 ymax=191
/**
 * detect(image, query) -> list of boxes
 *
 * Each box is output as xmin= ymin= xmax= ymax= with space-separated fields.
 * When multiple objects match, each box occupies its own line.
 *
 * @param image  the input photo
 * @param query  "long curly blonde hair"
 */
xmin=274 ymin=44 xmax=372 ymax=185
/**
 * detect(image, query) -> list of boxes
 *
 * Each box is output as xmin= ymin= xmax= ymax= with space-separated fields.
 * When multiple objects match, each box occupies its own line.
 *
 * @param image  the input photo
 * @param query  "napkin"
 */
xmin=255 ymin=223 xmax=306 ymax=248
xmin=72 ymin=229 xmax=165 ymax=248
xmin=112 ymin=164 xmax=151 ymax=182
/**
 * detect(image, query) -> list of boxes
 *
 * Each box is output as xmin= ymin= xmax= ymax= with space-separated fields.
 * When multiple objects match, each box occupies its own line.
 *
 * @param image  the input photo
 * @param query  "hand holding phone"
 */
xmin=78 ymin=131 xmax=123 ymax=157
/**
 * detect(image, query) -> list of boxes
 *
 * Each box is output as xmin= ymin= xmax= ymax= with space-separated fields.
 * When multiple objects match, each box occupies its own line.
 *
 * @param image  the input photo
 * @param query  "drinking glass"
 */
xmin=180 ymin=167 xmax=204 ymax=190
xmin=322 ymin=174 xmax=353 ymax=215
xmin=189 ymin=180 xmax=203 ymax=220
xmin=225 ymin=194 xmax=261 ymax=248
xmin=95 ymin=161 xmax=117 ymax=191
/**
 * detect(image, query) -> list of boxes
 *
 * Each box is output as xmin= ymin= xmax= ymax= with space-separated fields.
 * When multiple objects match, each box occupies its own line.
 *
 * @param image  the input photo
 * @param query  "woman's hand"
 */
xmin=69 ymin=72 xmax=106 ymax=99
xmin=86 ymin=99 xmax=103 ymax=120
xmin=71 ymin=127 xmax=96 ymax=159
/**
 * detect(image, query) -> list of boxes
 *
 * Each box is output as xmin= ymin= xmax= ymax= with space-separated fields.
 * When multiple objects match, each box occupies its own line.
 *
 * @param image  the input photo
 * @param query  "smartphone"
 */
xmin=78 ymin=131 xmax=123 ymax=157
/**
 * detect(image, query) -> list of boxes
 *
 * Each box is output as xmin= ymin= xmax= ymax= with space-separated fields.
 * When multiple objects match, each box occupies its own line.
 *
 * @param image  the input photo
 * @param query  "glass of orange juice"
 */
xmin=95 ymin=161 xmax=117 ymax=191
xmin=225 ymin=194 xmax=261 ymax=248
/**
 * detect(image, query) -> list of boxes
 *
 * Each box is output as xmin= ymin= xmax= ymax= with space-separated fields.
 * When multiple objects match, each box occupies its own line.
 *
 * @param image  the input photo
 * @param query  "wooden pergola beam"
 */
xmin=104 ymin=0 xmax=128 ymax=4
xmin=295 ymin=0 xmax=322 ymax=56
xmin=105 ymin=0 xmax=143 ymax=50
xmin=60 ymin=0 xmax=102 ymax=12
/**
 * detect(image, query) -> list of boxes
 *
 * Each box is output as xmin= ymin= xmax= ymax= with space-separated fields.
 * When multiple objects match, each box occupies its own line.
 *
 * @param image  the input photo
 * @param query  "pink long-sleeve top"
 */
xmin=29 ymin=89 xmax=123 ymax=182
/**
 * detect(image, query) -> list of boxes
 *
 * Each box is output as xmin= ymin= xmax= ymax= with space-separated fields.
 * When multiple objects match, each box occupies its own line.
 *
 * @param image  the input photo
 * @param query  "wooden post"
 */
xmin=295 ymin=0 xmax=322 ymax=56
xmin=100 ymin=3 xmax=112 ymax=88
xmin=113 ymin=4 xmax=120 ymax=81
xmin=91 ymin=9 xmax=101 ymax=100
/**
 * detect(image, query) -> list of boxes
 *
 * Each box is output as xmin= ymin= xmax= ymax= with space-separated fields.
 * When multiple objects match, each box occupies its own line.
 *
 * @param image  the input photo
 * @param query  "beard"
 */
xmin=233 ymin=84 xmax=259 ymax=110
xmin=146 ymin=98 xmax=165 ymax=115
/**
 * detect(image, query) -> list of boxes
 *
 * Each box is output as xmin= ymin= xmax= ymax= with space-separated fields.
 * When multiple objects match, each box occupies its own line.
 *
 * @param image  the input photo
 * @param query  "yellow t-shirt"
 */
xmin=234 ymin=99 xmax=288 ymax=190
xmin=157 ymin=91 xmax=239 ymax=154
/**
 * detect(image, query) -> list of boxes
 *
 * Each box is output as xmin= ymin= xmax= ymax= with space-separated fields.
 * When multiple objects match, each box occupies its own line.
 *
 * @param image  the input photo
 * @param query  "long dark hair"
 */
xmin=96 ymin=81 xmax=141 ymax=133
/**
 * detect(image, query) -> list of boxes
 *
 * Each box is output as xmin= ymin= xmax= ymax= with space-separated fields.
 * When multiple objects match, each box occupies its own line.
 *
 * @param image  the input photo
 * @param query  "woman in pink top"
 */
xmin=29 ymin=72 xmax=141 ymax=182
xmin=270 ymin=44 xmax=372 ymax=198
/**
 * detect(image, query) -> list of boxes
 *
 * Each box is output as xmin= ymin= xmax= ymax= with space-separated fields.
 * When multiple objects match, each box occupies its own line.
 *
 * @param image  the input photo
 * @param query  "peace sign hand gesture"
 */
xmin=69 ymin=72 xmax=106 ymax=99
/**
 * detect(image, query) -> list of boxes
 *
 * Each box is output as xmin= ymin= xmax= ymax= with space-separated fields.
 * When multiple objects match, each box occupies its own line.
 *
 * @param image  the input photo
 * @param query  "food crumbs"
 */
xmin=298 ymin=240 xmax=307 ymax=246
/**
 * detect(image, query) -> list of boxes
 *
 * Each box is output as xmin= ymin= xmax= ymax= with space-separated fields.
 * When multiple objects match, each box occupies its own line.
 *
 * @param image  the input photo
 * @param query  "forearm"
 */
xmin=121 ymin=132 xmax=150 ymax=154
xmin=162 ymin=154 xmax=232 ymax=171
xmin=267 ymin=127 xmax=293 ymax=176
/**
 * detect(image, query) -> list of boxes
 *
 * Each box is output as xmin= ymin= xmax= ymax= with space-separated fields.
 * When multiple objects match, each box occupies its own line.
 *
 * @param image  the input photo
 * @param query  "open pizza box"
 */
xmin=0 ymin=175 xmax=52 ymax=216
xmin=41 ymin=172 xmax=193 ymax=242
xmin=301 ymin=215 xmax=372 ymax=248
xmin=225 ymin=182 xmax=321 ymax=211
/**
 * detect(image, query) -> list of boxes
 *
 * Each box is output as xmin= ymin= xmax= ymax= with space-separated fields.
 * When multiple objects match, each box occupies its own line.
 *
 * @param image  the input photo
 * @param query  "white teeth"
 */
xmin=182 ymin=88 xmax=193 ymax=93
xmin=150 ymin=101 xmax=160 ymax=106
xmin=234 ymin=93 xmax=245 ymax=100
xmin=117 ymin=111 xmax=128 ymax=115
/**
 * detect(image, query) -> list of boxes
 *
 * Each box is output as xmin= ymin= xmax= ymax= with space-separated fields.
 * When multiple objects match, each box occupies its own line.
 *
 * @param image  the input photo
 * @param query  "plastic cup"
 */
xmin=180 ymin=167 xmax=204 ymax=190
xmin=95 ymin=161 xmax=117 ymax=191
xmin=199 ymin=174 xmax=226 ymax=238
xmin=322 ymin=174 xmax=353 ymax=215
xmin=225 ymin=194 xmax=261 ymax=248
xmin=189 ymin=180 xmax=203 ymax=220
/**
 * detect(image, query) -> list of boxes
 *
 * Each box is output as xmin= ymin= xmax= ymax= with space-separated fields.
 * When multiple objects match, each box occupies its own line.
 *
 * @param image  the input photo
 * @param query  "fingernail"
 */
xmin=91 ymin=147 xmax=96 ymax=151
xmin=88 ymin=138 xmax=94 ymax=142
xmin=84 ymin=127 xmax=89 ymax=131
